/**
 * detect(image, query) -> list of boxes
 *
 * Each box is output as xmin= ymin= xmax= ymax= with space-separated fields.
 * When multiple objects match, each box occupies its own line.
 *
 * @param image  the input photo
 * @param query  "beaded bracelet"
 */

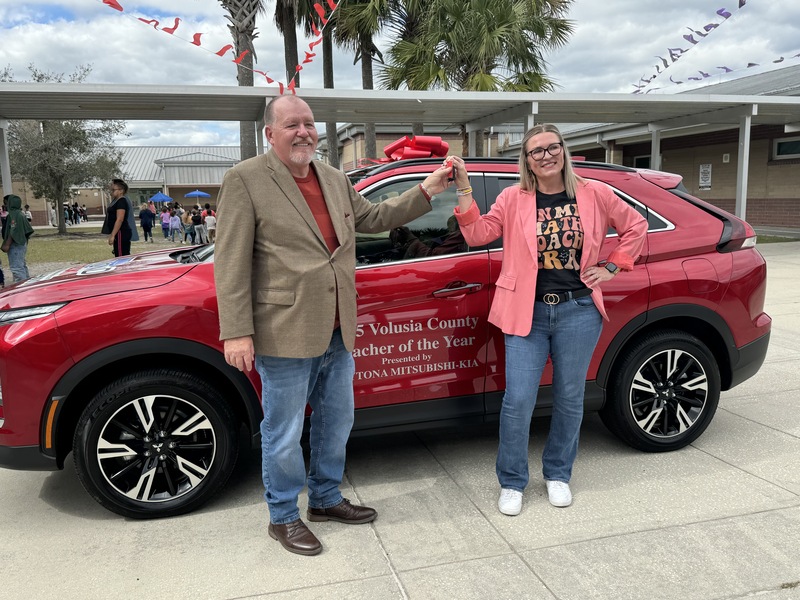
xmin=456 ymin=186 xmax=473 ymax=197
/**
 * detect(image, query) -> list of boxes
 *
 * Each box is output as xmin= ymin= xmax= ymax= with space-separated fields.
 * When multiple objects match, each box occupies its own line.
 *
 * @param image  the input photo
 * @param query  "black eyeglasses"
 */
xmin=525 ymin=142 xmax=563 ymax=161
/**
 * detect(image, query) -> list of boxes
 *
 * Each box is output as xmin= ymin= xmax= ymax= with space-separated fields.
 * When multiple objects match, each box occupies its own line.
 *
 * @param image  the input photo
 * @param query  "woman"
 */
xmin=1 ymin=194 xmax=34 ymax=282
xmin=139 ymin=203 xmax=155 ymax=243
xmin=450 ymin=124 xmax=647 ymax=515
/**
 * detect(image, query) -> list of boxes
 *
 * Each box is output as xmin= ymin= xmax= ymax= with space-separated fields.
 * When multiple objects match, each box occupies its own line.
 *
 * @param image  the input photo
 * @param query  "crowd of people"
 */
xmin=147 ymin=200 xmax=216 ymax=245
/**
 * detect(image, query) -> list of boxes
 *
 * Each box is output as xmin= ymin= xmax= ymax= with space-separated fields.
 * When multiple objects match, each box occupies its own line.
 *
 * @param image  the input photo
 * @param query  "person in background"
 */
xmin=102 ymin=179 xmax=133 ymax=257
xmin=2 ymin=194 xmax=34 ymax=282
xmin=0 ymin=203 xmax=8 ymax=231
xmin=204 ymin=211 xmax=216 ymax=243
xmin=160 ymin=207 xmax=171 ymax=239
xmin=23 ymin=204 xmax=33 ymax=223
xmin=450 ymin=123 xmax=647 ymax=516
xmin=139 ymin=203 xmax=155 ymax=243
xmin=168 ymin=210 xmax=182 ymax=244
xmin=191 ymin=209 xmax=207 ymax=244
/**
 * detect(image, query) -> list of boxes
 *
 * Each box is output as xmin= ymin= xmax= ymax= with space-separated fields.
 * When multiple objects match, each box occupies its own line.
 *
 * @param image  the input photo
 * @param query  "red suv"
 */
xmin=0 ymin=158 xmax=771 ymax=518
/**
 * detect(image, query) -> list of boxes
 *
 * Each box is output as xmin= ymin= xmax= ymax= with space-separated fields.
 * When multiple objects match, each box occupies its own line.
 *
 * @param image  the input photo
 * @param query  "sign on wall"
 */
xmin=699 ymin=163 xmax=712 ymax=190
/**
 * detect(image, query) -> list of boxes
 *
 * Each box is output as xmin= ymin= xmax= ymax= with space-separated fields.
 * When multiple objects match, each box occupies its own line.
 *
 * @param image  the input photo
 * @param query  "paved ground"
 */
xmin=1 ymin=243 xmax=799 ymax=600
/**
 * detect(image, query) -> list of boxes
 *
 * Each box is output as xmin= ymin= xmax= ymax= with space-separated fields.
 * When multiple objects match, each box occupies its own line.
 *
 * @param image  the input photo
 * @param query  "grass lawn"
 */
xmin=25 ymin=227 xmax=174 ymax=267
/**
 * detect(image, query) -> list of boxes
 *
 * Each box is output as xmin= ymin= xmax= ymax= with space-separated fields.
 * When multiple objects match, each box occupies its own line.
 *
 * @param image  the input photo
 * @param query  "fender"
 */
xmin=595 ymin=304 xmax=737 ymax=391
xmin=42 ymin=338 xmax=262 ymax=464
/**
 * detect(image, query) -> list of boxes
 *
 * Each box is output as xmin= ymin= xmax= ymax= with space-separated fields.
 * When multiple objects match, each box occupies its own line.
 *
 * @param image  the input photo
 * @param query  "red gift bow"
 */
xmin=383 ymin=136 xmax=450 ymax=161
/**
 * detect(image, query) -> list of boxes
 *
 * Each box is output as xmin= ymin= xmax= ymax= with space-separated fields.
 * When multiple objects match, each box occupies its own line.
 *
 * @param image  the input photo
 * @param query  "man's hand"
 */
xmin=224 ymin=336 xmax=255 ymax=372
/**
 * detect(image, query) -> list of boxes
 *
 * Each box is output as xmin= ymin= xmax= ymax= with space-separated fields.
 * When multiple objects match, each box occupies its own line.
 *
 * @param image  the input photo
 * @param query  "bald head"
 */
xmin=264 ymin=95 xmax=313 ymax=127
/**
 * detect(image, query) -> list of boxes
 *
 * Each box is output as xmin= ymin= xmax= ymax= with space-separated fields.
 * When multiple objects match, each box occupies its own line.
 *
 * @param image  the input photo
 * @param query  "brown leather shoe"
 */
xmin=307 ymin=498 xmax=377 ymax=524
xmin=268 ymin=519 xmax=322 ymax=556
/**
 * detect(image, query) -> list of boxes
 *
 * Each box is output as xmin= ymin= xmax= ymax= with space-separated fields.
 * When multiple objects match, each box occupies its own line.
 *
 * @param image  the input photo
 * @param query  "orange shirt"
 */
xmin=294 ymin=170 xmax=340 ymax=254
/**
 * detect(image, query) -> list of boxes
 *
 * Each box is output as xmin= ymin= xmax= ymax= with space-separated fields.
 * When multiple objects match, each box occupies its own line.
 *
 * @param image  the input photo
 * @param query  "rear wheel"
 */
xmin=601 ymin=330 xmax=721 ymax=452
xmin=73 ymin=369 xmax=238 ymax=518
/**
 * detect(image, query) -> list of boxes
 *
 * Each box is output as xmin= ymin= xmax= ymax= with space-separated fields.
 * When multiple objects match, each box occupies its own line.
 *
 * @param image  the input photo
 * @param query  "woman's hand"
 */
xmin=444 ymin=156 xmax=472 ymax=189
xmin=584 ymin=265 xmax=616 ymax=285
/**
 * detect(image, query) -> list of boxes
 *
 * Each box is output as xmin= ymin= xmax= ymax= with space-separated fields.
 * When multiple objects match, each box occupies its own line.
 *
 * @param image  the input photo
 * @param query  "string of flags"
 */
xmin=630 ymin=1 xmax=796 ymax=93
xmin=99 ymin=0 xmax=340 ymax=95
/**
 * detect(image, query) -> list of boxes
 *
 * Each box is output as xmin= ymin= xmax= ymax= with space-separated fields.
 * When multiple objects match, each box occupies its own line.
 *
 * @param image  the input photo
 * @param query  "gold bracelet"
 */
xmin=456 ymin=187 xmax=473 ymax=197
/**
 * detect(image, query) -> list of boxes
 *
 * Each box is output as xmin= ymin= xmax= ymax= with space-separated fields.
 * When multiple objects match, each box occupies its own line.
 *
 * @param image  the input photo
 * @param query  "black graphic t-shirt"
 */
xmin=534 ymin=190 xmax=587 ymax=296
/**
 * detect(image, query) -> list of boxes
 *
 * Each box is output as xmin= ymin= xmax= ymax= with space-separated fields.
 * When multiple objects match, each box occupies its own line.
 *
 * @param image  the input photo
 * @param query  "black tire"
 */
xmin=73 ymin=369 xmax=238 ymax=518
xmin=601 ymin=330 xmax=721 ymax=452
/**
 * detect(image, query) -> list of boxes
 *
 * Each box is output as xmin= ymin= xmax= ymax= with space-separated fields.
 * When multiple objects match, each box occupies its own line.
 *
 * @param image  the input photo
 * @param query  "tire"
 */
xmin=73 ymin=369 xmax=238 ymax=518
xmin=601 ymin=330 xmax=721 ymax=452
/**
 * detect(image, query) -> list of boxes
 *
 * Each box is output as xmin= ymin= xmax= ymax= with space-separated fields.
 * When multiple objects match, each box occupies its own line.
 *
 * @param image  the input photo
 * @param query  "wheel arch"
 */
xmin=44 ymin=338 xmax=262 ymax=468
xmin=596 ymin=304 xmax=737 ymax=398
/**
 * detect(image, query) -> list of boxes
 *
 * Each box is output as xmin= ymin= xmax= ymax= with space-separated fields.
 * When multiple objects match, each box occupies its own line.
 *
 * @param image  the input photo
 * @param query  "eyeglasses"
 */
xmin=525 ymin=142 xmax=563 ymax=161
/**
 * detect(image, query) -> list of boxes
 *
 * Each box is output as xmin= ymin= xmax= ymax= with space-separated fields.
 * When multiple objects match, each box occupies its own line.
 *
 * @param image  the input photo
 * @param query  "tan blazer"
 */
xmin=214 ymin=151 xmax=432 ymax=358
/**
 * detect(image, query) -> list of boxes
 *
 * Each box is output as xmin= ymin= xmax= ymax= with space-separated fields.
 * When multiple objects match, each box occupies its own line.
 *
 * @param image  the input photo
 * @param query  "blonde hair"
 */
xmin=518 ymin=124 xmax=582 ymax=198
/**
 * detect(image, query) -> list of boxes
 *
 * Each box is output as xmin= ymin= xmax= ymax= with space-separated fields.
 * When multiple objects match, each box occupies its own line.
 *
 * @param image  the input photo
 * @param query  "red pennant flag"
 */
xmin=162 ymin=17 xmax=181 ymax=35
xmin=138 ymin=18 xmax=159 ymax=28
xmin=191 ymin=32 xmax=203 ymax=46
xmin=233 ymin=50 xmax=250 ymax=64
xmin=215 ymin=44 xmax=233 ymax=57
xmin=313 ymin=4 xmax=329 ymax=24
xmin=303 ymin=51 xmax=316 ymax=64
xmin=103 ymin=0 xmax=124 ymax=11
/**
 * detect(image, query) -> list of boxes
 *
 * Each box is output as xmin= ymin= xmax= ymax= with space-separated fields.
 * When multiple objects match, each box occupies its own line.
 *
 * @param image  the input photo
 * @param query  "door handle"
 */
xmin=432 ymin=282 xmax=483 ymax=298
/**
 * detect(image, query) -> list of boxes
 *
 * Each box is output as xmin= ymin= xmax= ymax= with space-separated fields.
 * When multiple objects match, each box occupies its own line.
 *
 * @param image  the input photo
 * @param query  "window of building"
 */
xmin=773 ymin=136 xmax=800 ymax=160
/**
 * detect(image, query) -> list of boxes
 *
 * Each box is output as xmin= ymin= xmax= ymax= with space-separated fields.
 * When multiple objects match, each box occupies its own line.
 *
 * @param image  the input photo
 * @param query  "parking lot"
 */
xmin=1 ymin=241 xmax=799 ymax=600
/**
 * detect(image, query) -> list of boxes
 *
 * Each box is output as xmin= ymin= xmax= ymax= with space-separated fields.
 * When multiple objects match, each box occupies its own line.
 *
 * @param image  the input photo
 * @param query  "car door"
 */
xmin=352 ymin=174 xmax=492 ymax=424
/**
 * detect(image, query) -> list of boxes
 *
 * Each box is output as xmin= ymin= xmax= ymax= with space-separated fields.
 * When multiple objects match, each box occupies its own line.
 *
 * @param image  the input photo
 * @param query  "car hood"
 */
xmin=0 ymin=249 xmax=196 ymax=309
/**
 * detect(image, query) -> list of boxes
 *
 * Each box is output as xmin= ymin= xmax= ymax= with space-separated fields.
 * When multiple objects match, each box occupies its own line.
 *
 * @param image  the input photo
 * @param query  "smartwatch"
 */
xmin=604 ymin=262 xmax=620 ymax=275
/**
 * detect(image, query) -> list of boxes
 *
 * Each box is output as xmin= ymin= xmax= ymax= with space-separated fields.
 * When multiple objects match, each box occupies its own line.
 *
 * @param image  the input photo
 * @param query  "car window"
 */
xmin=357 ymin=177 xmax=469 ymax=265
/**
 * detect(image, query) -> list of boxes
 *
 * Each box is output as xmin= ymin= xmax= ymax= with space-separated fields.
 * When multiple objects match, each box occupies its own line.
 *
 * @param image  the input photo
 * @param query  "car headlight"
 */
xmin=0 ymin=303 xmax=67 ymax=325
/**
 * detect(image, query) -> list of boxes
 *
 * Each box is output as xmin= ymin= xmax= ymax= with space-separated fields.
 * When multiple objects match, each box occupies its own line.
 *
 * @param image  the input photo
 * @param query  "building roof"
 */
xmin=119 ymin=146 xmax=240 ymax=184
xmin=682 ymin=63 xmax=800 ymax=97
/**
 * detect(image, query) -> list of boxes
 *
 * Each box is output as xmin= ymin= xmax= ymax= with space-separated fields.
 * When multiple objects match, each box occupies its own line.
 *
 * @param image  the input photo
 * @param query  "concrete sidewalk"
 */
xmin=1 ymin=242 xmax=799 ymax=600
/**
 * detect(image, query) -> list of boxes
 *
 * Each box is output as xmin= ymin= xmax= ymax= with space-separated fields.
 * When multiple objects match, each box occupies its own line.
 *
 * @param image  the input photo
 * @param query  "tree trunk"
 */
xmin=236 ymin=29 xmax=257 ymax=160
xmin=411 ymin=123 xmax=424 ymax=137
xmin=278 ymin=5 xmax=300 ymax=85
xmin=323 ymin=29 xmax=339 ymax=169
xmin=361 ymin=40 xmax=377 ymax=160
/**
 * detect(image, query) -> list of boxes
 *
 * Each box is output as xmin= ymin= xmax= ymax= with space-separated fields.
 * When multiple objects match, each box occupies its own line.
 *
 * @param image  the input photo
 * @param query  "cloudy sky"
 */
xmin=1 ymin=0 xmax=797 ymax=146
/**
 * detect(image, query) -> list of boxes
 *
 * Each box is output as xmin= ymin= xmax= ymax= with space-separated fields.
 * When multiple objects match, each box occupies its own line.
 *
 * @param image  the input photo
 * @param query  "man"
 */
xmin=102 ymin=178 xmax=132 ymax=256
xmin=215 ymin=95 xmax=452 ymax=556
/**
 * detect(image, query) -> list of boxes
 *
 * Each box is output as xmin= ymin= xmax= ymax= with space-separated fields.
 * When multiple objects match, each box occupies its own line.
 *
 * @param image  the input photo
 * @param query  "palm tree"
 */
xmin=379 ymin=0 xmax=575 ymax=154
xmin=218 ymin=0 xmax=267 ymax=160
xmin=332 ymin=0 xmax=397 ymax=160
xmin=296 ymin=0 xmax=339 ymax=167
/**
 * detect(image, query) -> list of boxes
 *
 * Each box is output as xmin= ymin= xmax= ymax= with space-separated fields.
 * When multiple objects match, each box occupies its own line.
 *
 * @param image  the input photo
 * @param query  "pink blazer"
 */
xmin=454 ymin=179 xmax=647 ymax=336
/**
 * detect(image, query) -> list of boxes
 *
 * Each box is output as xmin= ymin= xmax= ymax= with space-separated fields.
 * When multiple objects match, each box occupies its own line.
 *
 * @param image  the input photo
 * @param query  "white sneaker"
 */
xmin=545 ymin=480 xmax=572 ymax=507
xmin=498 ymin=488 xmax=523 ymax=516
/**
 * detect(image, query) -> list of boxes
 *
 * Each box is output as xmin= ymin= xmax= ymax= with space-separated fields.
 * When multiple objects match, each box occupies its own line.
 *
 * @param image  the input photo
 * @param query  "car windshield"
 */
xmin=176 ymin=244 xmax=216 ymax=264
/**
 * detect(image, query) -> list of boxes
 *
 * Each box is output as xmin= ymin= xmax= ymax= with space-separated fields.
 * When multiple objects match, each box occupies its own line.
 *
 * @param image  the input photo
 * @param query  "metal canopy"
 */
xmin=3 ymin=82 xmax=800 ymax=222
xmin=2 ymin=83 xmax=800 ymax=128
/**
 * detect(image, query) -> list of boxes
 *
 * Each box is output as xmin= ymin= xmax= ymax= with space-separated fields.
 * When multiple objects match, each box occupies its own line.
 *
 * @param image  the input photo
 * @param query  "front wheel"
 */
xmin=73 ymin=369 xmax=238 ymax=518
xmin=601 ymin=330 xmax=721 ymax=452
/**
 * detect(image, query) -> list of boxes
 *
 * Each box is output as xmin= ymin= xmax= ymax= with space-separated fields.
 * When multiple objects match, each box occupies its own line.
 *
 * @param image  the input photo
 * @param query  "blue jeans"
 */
xmin=8 ymin=242 xmax=29 ymax=282
xmin=497 ymin=295 xmax=602 ymax=491
xmin=255 ymin=329 xmax=355 ymax=525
